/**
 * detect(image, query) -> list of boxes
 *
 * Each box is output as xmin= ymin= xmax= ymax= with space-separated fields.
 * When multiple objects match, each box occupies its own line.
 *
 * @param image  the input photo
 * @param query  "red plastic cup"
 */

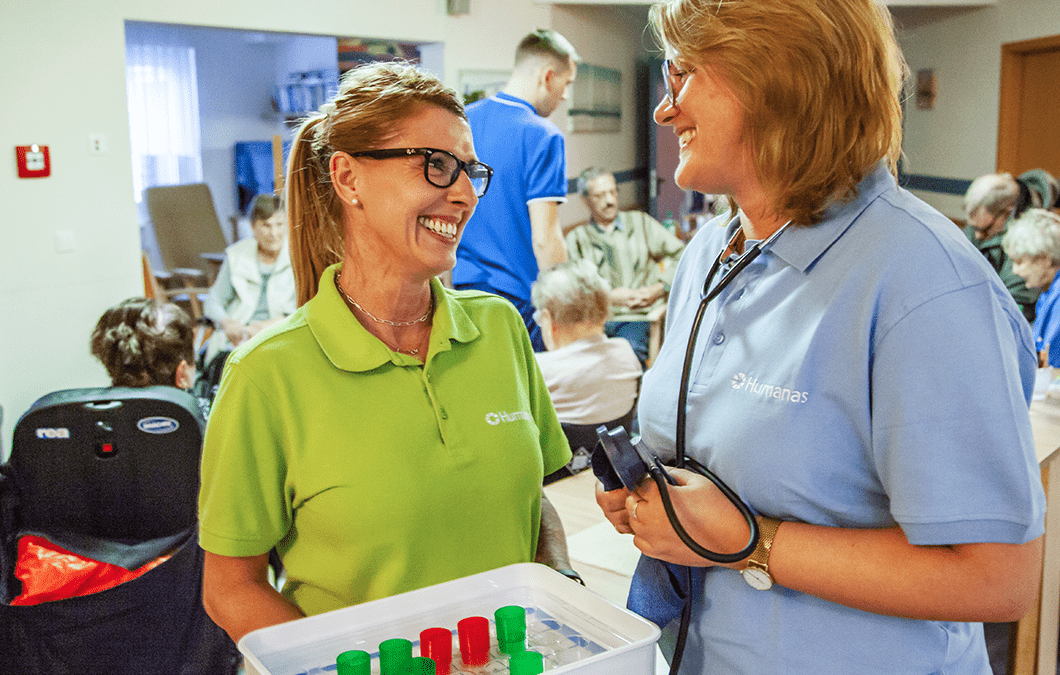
xmin=457 ymin=616 xmax=490 ymax=667
xmin=419 ymin=627 xmax=453 ymax=675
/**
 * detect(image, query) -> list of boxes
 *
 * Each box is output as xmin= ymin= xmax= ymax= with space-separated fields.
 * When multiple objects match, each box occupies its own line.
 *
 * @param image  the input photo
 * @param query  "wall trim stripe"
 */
xmin=898 ymin=173 xmax=971 ymax=196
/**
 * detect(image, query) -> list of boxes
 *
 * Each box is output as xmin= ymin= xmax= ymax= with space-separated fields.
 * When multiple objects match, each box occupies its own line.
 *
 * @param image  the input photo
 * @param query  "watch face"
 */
xmin=741 ymin=567 xmax=773 ymax=591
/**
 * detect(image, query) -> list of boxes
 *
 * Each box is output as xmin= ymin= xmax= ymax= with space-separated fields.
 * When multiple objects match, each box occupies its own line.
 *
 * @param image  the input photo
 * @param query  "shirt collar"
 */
xmin=494 ymin=92 xmax=537 ymax=115
xmin=757 ymin=161 xmax=895 ymax=274
xmin=591 ymin=213 xmax=624 ymax=233
xmin=305 ymin=264 xmax=481 ymax=372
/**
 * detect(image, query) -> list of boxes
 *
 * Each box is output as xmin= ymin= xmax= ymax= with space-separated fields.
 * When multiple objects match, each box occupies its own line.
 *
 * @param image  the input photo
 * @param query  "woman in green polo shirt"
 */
xmin=198 ymin=61 xmax=575 ymax=643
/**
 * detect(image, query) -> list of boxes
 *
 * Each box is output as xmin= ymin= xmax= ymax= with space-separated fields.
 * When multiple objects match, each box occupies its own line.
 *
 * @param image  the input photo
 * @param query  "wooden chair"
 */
xmin=142 ymin=252 xmax=213 ymax=350
xmin=145 ymin=183 xmax=228 ymax=286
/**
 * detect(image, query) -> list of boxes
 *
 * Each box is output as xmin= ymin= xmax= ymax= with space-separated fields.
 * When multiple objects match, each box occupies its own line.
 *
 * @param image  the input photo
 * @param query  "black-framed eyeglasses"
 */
xmin=661 ymin=59 xmax=697 ymax=107
xmin=351 ymin=147 xmax=493 ymax=198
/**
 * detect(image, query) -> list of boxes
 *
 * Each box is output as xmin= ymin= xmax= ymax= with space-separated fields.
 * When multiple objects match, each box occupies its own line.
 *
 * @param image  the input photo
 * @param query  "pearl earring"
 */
xmin=349 ymin=197 xmax=359 ymax=206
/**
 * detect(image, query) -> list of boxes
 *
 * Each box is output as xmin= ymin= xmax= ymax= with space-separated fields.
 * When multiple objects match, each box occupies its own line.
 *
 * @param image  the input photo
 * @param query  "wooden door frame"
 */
xmin=997 ymin=34 xmax=1060 ymax=172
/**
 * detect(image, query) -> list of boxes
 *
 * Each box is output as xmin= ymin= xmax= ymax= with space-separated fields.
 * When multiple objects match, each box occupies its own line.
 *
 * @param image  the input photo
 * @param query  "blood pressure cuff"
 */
xmin=591 ymin=442 xmax=624 ymax=492
xmin=627 ymin=554 xmax=705 ymax=628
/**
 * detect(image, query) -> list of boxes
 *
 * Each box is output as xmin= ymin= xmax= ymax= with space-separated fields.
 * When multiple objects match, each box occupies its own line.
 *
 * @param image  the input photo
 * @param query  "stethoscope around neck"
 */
xmin=648 ymin=218 xmax=793 ymax=564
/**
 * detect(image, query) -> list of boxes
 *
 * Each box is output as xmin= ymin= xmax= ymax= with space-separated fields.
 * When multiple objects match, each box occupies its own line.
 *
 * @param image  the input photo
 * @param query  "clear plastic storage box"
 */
xmin=239 ymin=562 xmax=661 ymax=675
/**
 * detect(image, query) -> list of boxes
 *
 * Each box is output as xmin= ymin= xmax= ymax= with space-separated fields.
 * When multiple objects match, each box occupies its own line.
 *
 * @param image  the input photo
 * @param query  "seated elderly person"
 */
xmin=565 ymin=167 xmax=684 ymax=364
xmin=90 ymin=296 xmax=210 ymax=418
xmin=531 ymin=261 xmax=642 ymax=428
xmin=91 ymin=297 xmax=196 ymax=389
xmin=202 ymin=193 xmax=296 ymax=364
xmin=1003 ymin=208 xmax=1060 ymax=367
xmin=964 ymin=173 xmax=1040 ymax=322
xmin=1018 ymin=169 xmax=1059 ymax=215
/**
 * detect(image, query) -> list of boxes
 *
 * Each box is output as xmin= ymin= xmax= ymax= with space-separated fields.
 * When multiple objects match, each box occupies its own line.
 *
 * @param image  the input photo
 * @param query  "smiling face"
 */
xmin=337 ymin=105 xmax=480 ymax=282
xmin=653 ymin=56 xmax=753 ymax=198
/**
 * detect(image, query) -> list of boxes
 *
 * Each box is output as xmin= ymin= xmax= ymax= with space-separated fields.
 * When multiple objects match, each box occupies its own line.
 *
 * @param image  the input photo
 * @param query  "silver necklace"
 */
xmin=335 ymin=271 xmax=432 ymax=326
xmin=335 ymin=272 xmax=429 ymax=356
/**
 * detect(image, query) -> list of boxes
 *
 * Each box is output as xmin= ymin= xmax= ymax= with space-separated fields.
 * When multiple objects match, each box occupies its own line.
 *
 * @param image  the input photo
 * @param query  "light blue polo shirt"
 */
xmin=454 ymin=92 xmax=568 ymax=308
xmin=638 ymin=163 xmax=1045 ymax=674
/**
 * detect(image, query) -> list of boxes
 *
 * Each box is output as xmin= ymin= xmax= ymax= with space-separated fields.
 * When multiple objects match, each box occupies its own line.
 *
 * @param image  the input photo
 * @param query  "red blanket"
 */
xmin=11 ymin=535 xmax=171 ymax=605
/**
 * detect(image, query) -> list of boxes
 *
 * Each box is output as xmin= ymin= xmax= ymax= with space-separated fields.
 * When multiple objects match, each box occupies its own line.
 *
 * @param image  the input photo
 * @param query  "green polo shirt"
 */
xmin=199 ymin=264 xmax=571 ymax=616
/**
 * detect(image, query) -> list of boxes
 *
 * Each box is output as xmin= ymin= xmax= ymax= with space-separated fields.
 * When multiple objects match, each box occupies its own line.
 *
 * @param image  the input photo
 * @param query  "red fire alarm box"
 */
xmin=16 ymin=145 xmax=50 ymax=178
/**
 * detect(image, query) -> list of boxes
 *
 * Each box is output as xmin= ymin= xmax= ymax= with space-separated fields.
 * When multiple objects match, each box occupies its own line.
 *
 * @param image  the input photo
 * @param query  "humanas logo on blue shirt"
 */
xmin=485 ymin=411 xmax=533 ymax=425
xmin=731 ymin=372 xmax=809 ymax=404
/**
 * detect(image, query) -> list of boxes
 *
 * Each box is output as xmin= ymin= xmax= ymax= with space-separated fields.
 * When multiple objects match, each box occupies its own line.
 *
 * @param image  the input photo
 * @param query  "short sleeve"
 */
xmin=525 ymin=128 xmax=567 ymax=203
xmin=872 ymin=283 xmax=1044 ymax=545
xmin=516 ymin=307 xmax=571 ymax=474
xmin=198 ymin=358 xmax=292 ymax=556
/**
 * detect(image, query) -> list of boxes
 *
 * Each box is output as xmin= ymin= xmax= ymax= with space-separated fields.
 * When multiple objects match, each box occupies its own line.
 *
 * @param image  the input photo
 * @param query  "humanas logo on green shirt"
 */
xmin=485 ymin=411 xmax=534 ymax=425
xmin=731 ymin=372 xmax=809 ymax=404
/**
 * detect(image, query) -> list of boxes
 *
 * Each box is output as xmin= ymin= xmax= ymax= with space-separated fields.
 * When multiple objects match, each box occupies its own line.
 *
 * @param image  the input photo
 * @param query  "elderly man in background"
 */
xmin=565 ymin=167 xmax=685 ymax=364
xmin=963 ymin=172 xmax=1039 ymax=322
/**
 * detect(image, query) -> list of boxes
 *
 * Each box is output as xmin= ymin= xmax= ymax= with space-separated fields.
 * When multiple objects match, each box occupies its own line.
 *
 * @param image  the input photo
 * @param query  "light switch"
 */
xmin=54 ymin=229 xmax=76 ymax=253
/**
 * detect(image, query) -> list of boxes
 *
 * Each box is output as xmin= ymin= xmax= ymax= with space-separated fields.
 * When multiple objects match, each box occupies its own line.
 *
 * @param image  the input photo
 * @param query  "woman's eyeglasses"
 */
xmin=661 ymin=59 xmax=697 ymax=107
xmin=351 ymin=147 xmax=493 ymax=198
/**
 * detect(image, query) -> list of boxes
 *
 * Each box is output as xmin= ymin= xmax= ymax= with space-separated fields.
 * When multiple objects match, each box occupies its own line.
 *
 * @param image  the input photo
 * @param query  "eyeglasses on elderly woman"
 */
xmin=352 ymin=147 xmax=494 ymax=198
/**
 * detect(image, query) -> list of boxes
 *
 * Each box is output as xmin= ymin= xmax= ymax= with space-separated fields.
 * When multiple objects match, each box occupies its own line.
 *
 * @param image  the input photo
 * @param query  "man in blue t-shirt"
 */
xmin=454 ymin=29 xmax=580 ymax=351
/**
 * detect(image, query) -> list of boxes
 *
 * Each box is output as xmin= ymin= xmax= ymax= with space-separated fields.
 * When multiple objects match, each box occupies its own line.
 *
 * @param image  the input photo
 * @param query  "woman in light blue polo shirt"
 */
xmin=596 ymin=1 xmax=1046 ymax=673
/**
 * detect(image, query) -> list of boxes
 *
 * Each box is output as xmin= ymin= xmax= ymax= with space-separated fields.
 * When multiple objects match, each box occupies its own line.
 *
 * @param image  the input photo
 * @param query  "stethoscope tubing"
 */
xmin=666 ymin=220 xmax=793 ymax=563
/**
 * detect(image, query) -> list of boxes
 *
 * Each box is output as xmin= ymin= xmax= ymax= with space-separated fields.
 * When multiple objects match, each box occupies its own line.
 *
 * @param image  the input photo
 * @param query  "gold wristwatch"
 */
xmin=740 ymin=516 xmax=782 ymax=590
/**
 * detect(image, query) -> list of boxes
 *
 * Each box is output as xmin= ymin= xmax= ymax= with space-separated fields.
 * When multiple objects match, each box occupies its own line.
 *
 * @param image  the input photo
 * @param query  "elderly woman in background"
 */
xmin=90 ymin=297 xmax=210 ymax=418
xmin=202 ymin=193 xmax=297 ymax=364
xmin=91 ymin=297 xmax=197 ymax=390
xmin=199 ymin=61 xmax=574 ymax=643
xmin=595 ymin=1 xmax=1045 ymax=673
xmin=532 ymin=260 xmax=642 ymax=427
xmin=963 ymin=172 xmax=1040 ymax=321
xmin=1004 ymin=208 xmax=1060 ymax=367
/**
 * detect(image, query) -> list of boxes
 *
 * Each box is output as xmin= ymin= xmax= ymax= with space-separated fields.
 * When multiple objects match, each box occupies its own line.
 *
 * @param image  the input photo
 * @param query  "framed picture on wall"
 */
xmin=568 ymin=63 xmax=621 ymax=133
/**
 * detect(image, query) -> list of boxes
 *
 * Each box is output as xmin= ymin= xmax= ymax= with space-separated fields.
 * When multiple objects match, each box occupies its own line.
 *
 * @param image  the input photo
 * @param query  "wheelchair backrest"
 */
xmin=10 ymin=386 xmax=205 ymax=542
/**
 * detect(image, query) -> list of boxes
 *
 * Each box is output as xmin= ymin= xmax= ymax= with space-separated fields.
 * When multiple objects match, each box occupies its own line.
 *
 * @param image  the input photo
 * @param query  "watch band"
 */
xmin=555 ymin=568 xmax=585 ymax=586
xmin=741 ymin=516 xmax=782 ymax=590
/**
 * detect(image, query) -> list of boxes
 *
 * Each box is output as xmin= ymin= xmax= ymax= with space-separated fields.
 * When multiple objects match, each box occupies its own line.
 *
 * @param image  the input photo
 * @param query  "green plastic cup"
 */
xmin=494 ymin=605 xmax=527 ymax=655
xmin=336 ymin=649 xmax=371 ymax=675
xmin=509 ymin=650 xmax=545 ymax=675
xmin=379 ymin=638 xmax=413 ymax=675
xmin=401 ymin=656 xmax=437 ymax=674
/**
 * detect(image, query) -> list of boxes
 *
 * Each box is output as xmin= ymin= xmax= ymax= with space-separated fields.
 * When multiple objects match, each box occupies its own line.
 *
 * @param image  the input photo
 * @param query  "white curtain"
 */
xmin=125 ymin=40 xmax=202 ymax=203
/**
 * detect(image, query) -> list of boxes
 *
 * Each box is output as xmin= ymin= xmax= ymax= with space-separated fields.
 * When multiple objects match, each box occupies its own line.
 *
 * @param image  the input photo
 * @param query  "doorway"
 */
xmin=996 ymin=34 xmax=1060 ymax=178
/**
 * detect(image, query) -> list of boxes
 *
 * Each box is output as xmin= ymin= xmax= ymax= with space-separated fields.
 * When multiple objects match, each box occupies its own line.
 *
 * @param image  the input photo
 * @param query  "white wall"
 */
xmin=553 ymin=5 xmax=652 ymax=225
xmin=897 ymin=0 xmax=1060 ymax=218
xmin=0 ymin=0 xmax=652 ymax=455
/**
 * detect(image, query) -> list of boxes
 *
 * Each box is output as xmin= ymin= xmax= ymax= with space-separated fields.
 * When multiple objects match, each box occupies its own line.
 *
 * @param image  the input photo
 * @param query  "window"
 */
xmin=125 ymin=41 xmax=203 ymax=202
